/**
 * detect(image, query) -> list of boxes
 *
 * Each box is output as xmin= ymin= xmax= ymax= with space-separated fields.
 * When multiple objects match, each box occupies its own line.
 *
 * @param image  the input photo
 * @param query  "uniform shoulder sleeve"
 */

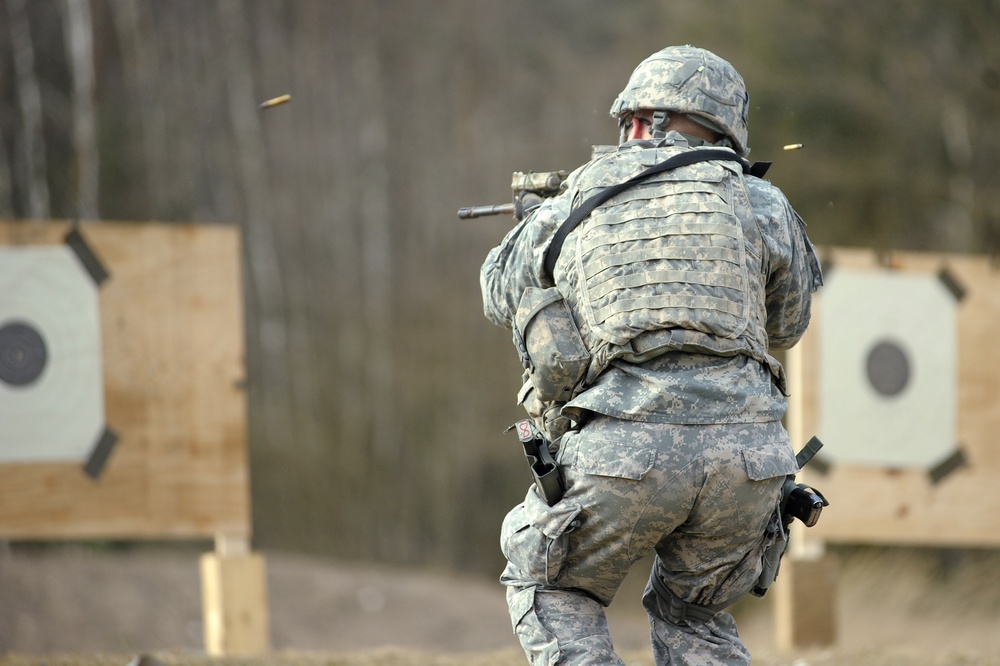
xmin=479 ymin=179 xmax=577 ymax=328
xmin=745 ymin=177 xmax=823 ymax=350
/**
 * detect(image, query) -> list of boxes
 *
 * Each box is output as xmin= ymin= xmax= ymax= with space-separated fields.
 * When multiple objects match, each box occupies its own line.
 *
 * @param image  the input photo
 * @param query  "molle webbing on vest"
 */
xmin=542 ymin=148 xmax=747 ymax=282
xmin=576 ymin=165 xmax=751 ymax=346
xmin=549 ymin=146 xmax=780 ymax=391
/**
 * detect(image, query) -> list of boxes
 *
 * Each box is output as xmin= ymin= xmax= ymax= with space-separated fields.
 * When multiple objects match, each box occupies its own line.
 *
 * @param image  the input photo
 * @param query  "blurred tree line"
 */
xmin=1 ymin=0 xmax=998 ymax=576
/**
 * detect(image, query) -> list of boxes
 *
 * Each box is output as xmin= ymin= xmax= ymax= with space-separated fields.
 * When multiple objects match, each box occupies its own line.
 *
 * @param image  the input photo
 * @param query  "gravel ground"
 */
xmin=2 ymin=649 xmax=1000 ymax=666
xmin=3 ymin=543 xmax=1000 ymax=665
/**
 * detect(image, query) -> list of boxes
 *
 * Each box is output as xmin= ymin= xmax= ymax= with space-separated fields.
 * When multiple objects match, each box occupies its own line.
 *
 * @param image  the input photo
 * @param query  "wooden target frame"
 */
xmin=0 ymin=220 xmax=250 ymax=541
xmin=787 ymin=246 xmax=1000 ymax=548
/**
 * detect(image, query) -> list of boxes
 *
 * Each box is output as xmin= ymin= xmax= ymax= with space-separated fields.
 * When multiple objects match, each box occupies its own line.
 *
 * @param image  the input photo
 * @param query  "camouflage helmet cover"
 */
xmin=610 ymin=45 xmax=750 ymax=155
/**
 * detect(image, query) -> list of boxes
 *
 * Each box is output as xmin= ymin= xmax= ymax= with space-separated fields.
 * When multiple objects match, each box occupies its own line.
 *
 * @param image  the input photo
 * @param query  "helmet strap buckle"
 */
xmin=651 ymin=110 xmax=671 ymax=139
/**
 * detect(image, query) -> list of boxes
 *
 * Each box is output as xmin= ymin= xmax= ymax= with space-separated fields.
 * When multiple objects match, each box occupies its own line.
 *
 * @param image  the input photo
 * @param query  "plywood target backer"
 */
xmin=0 ymin=242 xmax=111 ymax=469
xmin=788 ymin=247 xmax=1000 ymax=547
xmin=0 ymin=220 xmax=249 ymax=541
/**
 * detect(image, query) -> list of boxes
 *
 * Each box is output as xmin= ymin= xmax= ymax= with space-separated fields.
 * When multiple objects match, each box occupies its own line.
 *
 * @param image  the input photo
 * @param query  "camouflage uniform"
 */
xmin=481 ymin=46 xmax=822 ymax=665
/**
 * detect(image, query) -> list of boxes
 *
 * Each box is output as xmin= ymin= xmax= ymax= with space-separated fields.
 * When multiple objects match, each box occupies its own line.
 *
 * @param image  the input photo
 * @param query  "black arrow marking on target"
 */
xmin=64 ymin=227 xmax=110 ymax=286
xmin=937 ymin=267 xmax=966 ymax=303
xmin=83 ymin=427 xmax=119 ymax=480
xmin=929 ymin=447 xmax=967 ymax=485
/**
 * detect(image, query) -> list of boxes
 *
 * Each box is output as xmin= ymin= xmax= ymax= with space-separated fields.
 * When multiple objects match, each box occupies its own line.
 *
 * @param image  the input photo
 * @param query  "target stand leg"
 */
xmin=200 ymin=532 xmax=271 ymax=655
xmin=774 ymin=535 xmax=838 ymax=651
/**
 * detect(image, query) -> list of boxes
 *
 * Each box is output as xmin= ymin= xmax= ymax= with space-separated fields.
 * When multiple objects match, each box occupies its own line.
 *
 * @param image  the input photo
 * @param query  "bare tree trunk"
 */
xmin=6 ymin=0 xmax=50 ymax=219
xmin=939 ymin=95 xmax=974 ymax=250
xmin=350 ymin=3 xmax=396 ymax=464
xmin=0 ymin=114 xmax=12 ymax=216
xmin=106 ymin=0 xmax=169 ymax=217
xmin=62 ymin=0 xmax=99 ymax=220
xmin=216 ymin=0 xmax=293 ymax=452
xmin=349 ymin=3 xmax=404 ymax=559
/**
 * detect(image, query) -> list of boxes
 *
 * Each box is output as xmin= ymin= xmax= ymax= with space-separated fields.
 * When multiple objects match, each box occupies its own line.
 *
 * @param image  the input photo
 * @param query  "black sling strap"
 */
xmin=542 ymin=148 xmax=754 ymax=282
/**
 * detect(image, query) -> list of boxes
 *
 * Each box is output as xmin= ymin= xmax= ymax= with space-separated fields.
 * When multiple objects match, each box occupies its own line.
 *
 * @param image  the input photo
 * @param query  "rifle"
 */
xmin=457 ymin=170 xmax=569 ymax=221
xmin=456 ymin=144 xmax=780 ymax=222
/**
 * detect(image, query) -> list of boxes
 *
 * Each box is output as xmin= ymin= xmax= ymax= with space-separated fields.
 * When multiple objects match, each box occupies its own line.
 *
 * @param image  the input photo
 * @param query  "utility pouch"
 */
xmin=517 ymin=375 xmax=572 ymax=443
xmin=513 ymin=287 xmax=590 ymax=402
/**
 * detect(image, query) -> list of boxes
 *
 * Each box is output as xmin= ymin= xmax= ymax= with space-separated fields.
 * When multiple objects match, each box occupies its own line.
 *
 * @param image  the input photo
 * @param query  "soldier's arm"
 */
xmin=755 ymin=184 xmax=823 ymax=350
xmin=480 ymin=194 xmax=571 ymax=328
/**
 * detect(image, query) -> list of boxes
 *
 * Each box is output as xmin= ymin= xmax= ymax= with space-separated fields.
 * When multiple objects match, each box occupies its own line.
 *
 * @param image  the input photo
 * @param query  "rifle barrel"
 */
xmin=457 ymin=203 xmax=515 ymax=219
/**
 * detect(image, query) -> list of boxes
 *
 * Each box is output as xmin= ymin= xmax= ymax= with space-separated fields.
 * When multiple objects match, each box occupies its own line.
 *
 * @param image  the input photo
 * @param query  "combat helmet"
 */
xmin=610 ymin=45 xmax=750 ymax=155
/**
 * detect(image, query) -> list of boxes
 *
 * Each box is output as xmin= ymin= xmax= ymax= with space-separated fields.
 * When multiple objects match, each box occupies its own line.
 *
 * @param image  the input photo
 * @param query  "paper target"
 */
xmin=817 ymin=268 xmax=958 ymax=468
xmin=0 ymin=245 xmax=106 ymax=463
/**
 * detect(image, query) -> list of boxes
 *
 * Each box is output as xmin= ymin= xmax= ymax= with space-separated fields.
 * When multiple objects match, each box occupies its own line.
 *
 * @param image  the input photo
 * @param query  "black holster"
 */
xmin=509 ymin=419 xmax=565 ymax=506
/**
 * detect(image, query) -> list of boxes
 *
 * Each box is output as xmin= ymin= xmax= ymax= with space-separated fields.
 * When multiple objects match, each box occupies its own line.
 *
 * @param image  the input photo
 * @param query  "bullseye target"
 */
xmin=0 ymin=320 xmax=49 ymax=386
xmin=789 ymin=248 xmax=1000 ymax=547
xmin=0 ymin=244 xmax=106 ymax=464
xmin=816 ymin=267 xmax=959 ymax=468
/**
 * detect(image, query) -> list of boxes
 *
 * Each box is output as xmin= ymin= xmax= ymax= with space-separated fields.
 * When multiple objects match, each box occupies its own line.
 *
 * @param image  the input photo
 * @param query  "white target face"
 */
xmin=817 ymin=268 xmax=957 ymax=467
xmin=0 ymin=246 xmax=105 ymax=463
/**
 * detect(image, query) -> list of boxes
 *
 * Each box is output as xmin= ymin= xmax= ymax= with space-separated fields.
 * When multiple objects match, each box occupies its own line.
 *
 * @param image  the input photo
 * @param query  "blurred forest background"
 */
xmin=1 ymin=0 xmax=999 ymax=578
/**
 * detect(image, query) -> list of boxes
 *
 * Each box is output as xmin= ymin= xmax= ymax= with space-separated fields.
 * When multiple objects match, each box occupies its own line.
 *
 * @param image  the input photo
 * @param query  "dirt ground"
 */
xmin=3 ymin=542 xmax=1000 ymax=665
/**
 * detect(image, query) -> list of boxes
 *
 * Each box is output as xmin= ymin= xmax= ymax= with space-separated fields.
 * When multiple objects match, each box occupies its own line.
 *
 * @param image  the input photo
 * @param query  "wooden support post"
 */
xmin=774 ymin=553 xmax=838 ymax=651
xmin=775 ymin=344 xmax=838 ymax=651
xmin=200 ymin=532 xmax=271 ymax=655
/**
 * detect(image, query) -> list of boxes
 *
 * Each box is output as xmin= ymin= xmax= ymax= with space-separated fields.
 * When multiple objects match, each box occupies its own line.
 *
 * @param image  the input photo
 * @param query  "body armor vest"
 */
xmin=555 ymin=144 xmax=781 ymax=386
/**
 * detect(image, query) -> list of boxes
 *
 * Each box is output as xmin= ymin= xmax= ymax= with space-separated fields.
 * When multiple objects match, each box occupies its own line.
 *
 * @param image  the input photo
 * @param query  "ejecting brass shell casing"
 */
xmin=259 ymin=94 xmax=291 ymax=110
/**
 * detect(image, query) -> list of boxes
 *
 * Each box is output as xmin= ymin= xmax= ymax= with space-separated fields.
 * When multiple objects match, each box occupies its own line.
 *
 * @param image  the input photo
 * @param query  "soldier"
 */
xmin=480 ymin=45 xmax=823 ymax=664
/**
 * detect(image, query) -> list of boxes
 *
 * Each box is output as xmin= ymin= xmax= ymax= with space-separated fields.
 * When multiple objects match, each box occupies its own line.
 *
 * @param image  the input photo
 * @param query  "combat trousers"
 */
xmin=500 ymin=417 xmax=798 ymax=665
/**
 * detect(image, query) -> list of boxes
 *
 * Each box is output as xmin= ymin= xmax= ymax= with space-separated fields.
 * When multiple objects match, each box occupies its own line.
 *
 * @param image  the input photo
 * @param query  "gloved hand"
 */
xmin=514 ymin=191 xmax=545 ymax=220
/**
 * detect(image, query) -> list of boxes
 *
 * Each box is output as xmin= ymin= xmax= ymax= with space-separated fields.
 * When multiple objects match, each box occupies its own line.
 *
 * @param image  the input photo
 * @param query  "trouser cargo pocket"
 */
xmin=501 ymin=487 xmax=583 ymax=585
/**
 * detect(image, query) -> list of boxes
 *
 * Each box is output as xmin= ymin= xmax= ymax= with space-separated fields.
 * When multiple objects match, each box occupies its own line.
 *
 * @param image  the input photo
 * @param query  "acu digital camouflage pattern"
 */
xmin=480 ymin=137 xmax=820 ymax=661
xmin=517 ymin=376 xmax=574 ymax=443
xmin=479 ymin=43 xmax=822 ymax=665
xmin=482 ymin=136 xmax=820 ymax=392
xmin=499 ymin=418 xmax=798 ymax=665
xmin=557 ymin=136 xmax=821 ymax=427
xmin=514 ymin=287 xmax=591 ymax=403
xmin=610 ymin=45 xmax=751 ymax=155
xmin=570 ymin=146 xmax=759 ymax=348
